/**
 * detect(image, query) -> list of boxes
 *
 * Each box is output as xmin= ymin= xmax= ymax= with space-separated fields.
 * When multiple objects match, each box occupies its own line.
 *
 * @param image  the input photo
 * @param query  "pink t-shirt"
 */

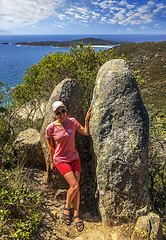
xmin=45 ymin=117 xmax=82 ymax=164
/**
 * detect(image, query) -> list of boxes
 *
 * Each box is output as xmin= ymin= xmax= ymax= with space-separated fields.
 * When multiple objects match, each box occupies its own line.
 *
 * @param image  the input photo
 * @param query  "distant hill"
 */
xmin=14 ymin=37 xmax=132 ymax=47
xmin=109 ymin=41 xmax=166 ymax=114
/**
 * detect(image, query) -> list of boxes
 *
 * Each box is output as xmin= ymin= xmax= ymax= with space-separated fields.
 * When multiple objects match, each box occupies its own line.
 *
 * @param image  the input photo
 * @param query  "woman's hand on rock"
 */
xmin=85 ymin=106 xmax=92 ymax=123
xmin=51 ymin=161 xmax=56 ymax=171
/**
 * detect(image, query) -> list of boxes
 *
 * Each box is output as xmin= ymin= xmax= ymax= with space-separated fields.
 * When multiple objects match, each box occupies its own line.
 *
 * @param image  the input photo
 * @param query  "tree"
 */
xmin=12 ymin=44 xmax=115 ymax=111
xmin=0 ymin=82 xmax=5 ymax=104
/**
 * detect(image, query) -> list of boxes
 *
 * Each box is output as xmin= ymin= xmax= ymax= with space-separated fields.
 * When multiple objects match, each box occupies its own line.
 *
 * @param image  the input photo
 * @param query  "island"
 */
xmin=13 ymin=37 xmax=132 ymax=47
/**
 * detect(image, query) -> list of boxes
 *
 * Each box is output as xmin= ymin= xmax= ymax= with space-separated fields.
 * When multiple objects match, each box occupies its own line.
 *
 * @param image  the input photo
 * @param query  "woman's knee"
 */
xmin=71 ymin=182 xmax=79 ymax=192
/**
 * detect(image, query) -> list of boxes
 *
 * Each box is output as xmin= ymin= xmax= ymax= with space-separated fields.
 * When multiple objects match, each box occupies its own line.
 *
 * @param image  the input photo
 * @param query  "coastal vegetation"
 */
xmin=0 ymin=168 xmax=42 ymax=239
xmin=0 ymin=82 xmax=5 ymax=104
xmin=112 ymin=41 xmax=166 ymax=114
xmin=0 ymin=40 xmax=165 ymax=238
xmin=12 ymin=43 xmax=116 ymax=109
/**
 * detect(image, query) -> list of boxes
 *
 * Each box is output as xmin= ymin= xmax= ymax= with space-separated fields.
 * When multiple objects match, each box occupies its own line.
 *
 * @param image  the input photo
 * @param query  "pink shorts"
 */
xmin=55 ymin=159 xmax=81 ymax=175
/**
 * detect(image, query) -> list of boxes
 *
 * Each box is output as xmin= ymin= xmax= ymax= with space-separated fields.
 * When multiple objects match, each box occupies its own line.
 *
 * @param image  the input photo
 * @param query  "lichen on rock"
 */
xmin=131 ymin=212 xmax=163 ymax=240
xmin=89 ymin=59 xmax=150 ymax=225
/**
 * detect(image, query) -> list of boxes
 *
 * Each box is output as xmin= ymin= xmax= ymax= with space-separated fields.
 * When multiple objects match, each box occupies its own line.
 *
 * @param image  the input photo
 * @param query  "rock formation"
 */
xmin=13 ymin=61 xmax=163 ymax=239
xmin=89 ymin=59 xmax=150 ymax=225
xmin=14 ymin=128 xmax=45 ymax=169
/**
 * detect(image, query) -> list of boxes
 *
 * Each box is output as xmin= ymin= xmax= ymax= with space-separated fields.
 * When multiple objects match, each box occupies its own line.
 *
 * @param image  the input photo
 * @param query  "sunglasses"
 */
xmin=56 ymin=109 xmax=66 ymax=116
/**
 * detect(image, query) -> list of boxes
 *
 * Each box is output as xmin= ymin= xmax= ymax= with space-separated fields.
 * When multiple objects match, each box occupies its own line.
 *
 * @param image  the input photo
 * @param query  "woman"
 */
xmin=46 ymin=100 xmax=91 ymax=232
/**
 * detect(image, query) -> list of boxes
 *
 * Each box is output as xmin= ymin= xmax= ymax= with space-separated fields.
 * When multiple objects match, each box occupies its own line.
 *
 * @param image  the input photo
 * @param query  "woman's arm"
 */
xmin=77 ymin=107 xmax=92 ymax=136
xmin=47 ymin=137 xmax=56 ymax=171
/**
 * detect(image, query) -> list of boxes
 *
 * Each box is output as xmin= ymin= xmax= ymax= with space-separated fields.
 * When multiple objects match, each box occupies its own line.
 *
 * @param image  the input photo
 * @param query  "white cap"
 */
xmin=52 ymin=101 xmax=65 ymax=112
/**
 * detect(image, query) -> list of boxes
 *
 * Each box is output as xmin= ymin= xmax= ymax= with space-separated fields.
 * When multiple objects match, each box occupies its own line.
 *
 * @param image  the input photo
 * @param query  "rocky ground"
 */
xmin=24 ymin=168 xmax=134 ymax=240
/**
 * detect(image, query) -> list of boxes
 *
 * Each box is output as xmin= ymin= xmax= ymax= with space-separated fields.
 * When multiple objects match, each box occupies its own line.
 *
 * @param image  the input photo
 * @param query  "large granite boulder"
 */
xmin=40 ymin=78 xmax=94 ymax=201
xmin=89 ymin=59 xmax=150 ymax=225
xmin=14 ymin=128 xmax=45 ymax=169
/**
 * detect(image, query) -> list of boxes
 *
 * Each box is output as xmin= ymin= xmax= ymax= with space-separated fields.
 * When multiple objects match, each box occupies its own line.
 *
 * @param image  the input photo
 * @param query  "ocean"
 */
xmin=0 ymin=34 xmax=166 ymax=89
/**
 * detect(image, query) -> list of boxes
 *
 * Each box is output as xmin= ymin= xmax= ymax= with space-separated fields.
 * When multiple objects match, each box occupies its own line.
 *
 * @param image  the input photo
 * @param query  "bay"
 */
xmin=0 ymin=34 xmax=166 ymax=89
xmin=0 ymin=44 xmax=70 ymax=88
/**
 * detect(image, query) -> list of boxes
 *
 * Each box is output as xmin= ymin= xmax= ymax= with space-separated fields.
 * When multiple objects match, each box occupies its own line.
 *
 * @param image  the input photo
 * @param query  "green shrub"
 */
xmin=148 ymin=107 xmax=166 ymax=217
xmin=12 ymin=44 xmax=117 ymax=112
xmin=0 ymin=168 xmax=42 ymax=239
xmin=132 ymin=70 xmax=144 ymax=87
xmin=0 ymin=115 xmax=16 ymax=168
xmin=0 ymin=82 xmax=5 ymax=104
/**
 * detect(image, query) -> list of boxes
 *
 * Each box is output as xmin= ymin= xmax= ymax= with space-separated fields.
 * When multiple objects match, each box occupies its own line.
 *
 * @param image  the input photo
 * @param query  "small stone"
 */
xmin=55 ymin=189 xmax=67 ymax=200
xmin=82 ymin=212 xmax=92 ymax=221
xmin=131 ymin=212 xmax=163 ymax=240
xmin=51 ymin=210 xmax=57 ymax=216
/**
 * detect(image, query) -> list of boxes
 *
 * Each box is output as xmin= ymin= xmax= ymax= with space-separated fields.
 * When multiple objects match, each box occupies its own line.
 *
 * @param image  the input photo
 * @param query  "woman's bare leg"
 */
xmin=72 ymin=173 xmax=80 ymax=217
xmin=72 ymin=173 xmax=84 ymax=231
xmin=63 ymin=171 xmax=79 ymax=220
xmin=63 ymin=172 xmax=83 ymax=230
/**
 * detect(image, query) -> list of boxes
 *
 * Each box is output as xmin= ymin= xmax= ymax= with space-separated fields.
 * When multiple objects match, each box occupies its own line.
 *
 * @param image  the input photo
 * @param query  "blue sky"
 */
xmin=0 ymin=0 xmax=166 ymax=35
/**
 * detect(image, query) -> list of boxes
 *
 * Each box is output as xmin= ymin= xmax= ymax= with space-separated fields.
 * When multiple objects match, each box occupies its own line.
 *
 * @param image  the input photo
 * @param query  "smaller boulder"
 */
xmin=131 ymin=212 xmax=163 ymax=240
xmin=40 ymin=78 xmax=85 ymax=187
xmin=14 ymin=128 xmax=45 ymax=169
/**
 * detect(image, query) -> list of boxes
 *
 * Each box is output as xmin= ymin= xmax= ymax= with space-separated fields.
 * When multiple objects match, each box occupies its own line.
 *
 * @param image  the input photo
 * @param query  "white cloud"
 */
xmin=108 ymin=18 xmax=117 ymax=24
xmin=65 ymin=6 xmax=90 ymax=23
xmin=153 ymin=3 xmax=166 ymax=14
xmin=154 ymin=23 xmax=160 ymax=28
xmin=119 ymin=0 xmax=135 ymax=9
xmin=0 ymin=0 xmax=65 ymax=28
xmin=114 ymin=9 xmax=126 ymax=20
xmin=51 ymin=23 xmax=66 ymax=29
xmin=116 ymin=3 xmax=154 ymax=25
xmin=119 ymin=0 xmax=127 ymax=6
xmin=100 ymin=16 xmax=107 ymax=22
xmin=65 ymin=8 xmax=74 ymax=15
xmin=141 ymin=25 xmax=148 ymax=30
xmin=91 ymin=0 xmax=158 ymax=26
xmin=77 ymin=7 xmax=89 ymax=15
xmin=127 ymin=4 xmax=136 ymax=9
xmin=92 ymin=0 xmax=119 ymax=10
xmin=110 ymin=6 xmax=123 ymax=11
xmin=57 ymin=14 xmax=66 ymax=20
xmin=126 ymin=28 xmax=132 ymax=31
xmin=98 ymin=1 xmax=109 ymax=9
xmin=0 ymin=0 xmax=165 ymax=32
xmin=137 ymin=5 xmax=151 ymax=14
xmin=75 ymin=13 xmax=82 ymax=19
xmin=147 ymin=1 xmax=155 ymax=5
xmin=126 ymin=10 xmax=134 ymax=17
xmin=91 ymin=11 xmax=100 ymax=19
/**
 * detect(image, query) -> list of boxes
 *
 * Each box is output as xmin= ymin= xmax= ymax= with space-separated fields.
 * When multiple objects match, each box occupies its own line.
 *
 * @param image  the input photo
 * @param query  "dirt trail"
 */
xmin=25 ymin=168 xmax=132 ymax=240
xmin=25 ymin=168 xmax=116 ymax=240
